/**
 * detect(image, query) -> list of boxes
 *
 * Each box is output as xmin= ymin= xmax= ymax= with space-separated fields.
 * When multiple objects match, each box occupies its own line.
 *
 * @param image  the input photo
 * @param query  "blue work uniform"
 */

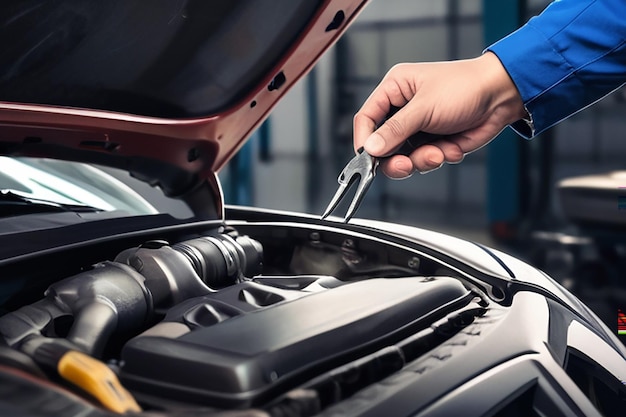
xmin=487 ymin=0 xmax=626 ymax=138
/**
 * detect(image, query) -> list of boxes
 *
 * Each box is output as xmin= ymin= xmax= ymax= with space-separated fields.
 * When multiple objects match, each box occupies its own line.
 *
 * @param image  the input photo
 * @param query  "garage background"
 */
xmin=222 ymin=0 xmax=626 ymax=242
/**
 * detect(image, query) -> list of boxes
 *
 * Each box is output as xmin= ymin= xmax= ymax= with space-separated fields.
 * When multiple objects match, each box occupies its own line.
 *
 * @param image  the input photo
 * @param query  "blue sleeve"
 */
xmin=486 ymin=0 xmax=626 ymax=138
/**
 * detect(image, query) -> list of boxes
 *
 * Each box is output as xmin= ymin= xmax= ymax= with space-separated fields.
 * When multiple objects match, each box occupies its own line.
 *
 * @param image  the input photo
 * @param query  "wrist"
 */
xmin=478 ymin=51 xmax=527 ymax=125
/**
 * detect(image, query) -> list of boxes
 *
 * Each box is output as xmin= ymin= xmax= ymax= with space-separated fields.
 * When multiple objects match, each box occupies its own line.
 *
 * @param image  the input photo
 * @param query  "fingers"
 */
xmin=432 ymin=139 xmax=465 ymax=164
xmin=353 ymin=86 xmax=394 ymax=153
xmin=352 ymin=58 xmax=515 ymax=178
xmin=353 ymin=64 xmax=422 ymax=154
xmin=379 ymin=154 xmax=419 ymax=179
xmin=360 ymin=102 xmax=428 ymax=157
xmin=353 ymin=111 xmax=380 ymax=153
xmin=379 ymin=140 xmax=465 ymax=178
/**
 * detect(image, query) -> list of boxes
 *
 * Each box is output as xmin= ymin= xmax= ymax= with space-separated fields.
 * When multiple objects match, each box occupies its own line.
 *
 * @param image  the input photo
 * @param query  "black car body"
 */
xmin=0 ymin=1 xmax=625 ymax=416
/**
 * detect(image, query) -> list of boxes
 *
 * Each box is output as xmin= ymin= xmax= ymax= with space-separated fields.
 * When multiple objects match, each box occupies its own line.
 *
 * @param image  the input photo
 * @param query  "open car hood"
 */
xmin=0 ymin=0 xmax=367 ymax=203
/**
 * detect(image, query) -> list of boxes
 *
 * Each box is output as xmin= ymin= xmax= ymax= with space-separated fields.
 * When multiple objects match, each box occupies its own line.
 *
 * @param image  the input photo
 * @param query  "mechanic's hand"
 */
xmin=353 ymin=52 xmax=527 ymax=178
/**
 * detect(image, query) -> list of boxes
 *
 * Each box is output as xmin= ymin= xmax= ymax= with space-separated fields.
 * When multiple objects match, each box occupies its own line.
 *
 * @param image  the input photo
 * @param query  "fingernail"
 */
xmin=427 ymin=155 xmax=441 ymax=165
xmin=364 ymin=134 xmax=385 ymax=154
xmin=394 ymin=160 xmax=413 ymax=178
xmin=419 ymin=162 xmax=444 ymax=175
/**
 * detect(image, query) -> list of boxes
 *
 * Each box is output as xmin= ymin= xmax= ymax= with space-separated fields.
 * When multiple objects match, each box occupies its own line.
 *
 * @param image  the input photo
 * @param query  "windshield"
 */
xmin=0 ymin=157 xmax=193 ymax=220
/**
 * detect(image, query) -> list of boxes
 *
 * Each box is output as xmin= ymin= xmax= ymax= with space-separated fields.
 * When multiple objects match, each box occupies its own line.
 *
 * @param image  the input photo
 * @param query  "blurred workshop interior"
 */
xmin=220 ymin=0 xmax=626 ymax=336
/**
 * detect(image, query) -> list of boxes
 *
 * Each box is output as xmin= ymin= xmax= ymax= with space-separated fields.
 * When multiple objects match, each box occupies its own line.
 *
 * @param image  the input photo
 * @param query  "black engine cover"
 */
xmin=120 ymin=276 xmax=471 ymax=408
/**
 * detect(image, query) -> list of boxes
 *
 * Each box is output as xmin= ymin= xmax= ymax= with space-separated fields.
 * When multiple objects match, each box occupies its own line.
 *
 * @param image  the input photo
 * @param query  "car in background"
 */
xmin=0 ymin=1 xmax=625 ymax=416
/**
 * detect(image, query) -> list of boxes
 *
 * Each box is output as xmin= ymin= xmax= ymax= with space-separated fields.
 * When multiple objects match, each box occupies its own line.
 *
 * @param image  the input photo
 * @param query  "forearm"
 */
xmin=486 ymin=0 xmax=626 ymax=138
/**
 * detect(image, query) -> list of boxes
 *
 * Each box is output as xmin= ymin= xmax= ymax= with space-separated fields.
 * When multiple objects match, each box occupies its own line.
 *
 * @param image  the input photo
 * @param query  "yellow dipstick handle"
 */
xmin=58 ymin=350 xmax=141 ymax=414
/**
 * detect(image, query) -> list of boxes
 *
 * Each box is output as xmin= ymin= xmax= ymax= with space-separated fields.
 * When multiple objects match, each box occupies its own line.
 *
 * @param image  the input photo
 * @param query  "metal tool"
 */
xmin=321 ymin=131 xmax=439 ymax=222
xmin=321 ymin=147 xmax=379 ymax=223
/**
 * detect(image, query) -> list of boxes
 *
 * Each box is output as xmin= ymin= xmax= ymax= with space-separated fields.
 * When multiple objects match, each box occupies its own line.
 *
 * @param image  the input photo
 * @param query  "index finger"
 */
xmin=353 ymin=99 xmax=389 ymax=152
xmin=353 ymin=80 xmax=410 ymax=152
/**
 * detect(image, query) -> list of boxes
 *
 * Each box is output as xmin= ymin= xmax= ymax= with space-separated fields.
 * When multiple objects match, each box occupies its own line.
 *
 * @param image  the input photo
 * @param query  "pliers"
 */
xmin=321 ymin=147 xmax=378 ymax=223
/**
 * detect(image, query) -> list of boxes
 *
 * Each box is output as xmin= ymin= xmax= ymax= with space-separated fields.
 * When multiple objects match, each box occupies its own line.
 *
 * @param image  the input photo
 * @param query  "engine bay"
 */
xmin=0 ymin=215 xmax=495 ymax=416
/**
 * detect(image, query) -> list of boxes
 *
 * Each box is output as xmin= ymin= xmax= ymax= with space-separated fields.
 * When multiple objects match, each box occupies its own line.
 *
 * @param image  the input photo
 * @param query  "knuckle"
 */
xmin=385 ymin=83 xmax=404 ymax=101
xmin=353 ymin=112 xmax=367 ymax=126
xmin=443 ymin=142 xmax=466 ymax=164
xmin=389 ymin=63 xmax=408 ymax=75
xmin=383 ymin=117 xmax=406 ymax=138
xmin=449 ymin=153 xmax=466 ymax=164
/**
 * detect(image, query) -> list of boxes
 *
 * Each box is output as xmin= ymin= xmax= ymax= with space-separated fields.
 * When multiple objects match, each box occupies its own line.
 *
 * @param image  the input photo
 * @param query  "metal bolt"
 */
xmin=408 ymin=257 xmax=420 ymax=270
xmin=341 ymin=239 xmax=362 ymax=265
xmin=309 ymin=232 xmax=320 ymax=242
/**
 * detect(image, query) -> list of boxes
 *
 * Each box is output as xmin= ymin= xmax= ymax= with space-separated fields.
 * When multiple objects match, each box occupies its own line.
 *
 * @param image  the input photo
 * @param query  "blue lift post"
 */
xmin=222 ymin=119 xmax=271 ymax=207
xmin=223 ymin=138 xmax=254 ymax=206
xmin=306 ymin=68 xmax=320 ymax=213
xmin=483 ymin=0 xmax=526 ymax=241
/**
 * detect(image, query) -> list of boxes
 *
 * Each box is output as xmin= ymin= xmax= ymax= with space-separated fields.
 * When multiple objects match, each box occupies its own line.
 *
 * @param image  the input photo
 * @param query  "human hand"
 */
xmin=353 ymin=52 xmax=527 ymax=178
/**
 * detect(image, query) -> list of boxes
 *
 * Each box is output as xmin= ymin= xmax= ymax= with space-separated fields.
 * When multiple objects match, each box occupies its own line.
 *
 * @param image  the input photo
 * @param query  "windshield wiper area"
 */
xmin=0 ymin=190 xmax=103 ymax=217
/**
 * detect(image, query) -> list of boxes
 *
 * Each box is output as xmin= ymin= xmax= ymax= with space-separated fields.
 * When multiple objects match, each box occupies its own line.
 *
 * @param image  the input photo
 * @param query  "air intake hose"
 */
xmin=0 ymin=232 xmax=263 ymax=358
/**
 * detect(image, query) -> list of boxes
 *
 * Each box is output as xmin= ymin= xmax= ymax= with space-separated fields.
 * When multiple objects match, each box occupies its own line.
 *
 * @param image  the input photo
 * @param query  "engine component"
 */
xmin=32 ymin=342 xmax=141 ymax=414
xmin=115 ymin=233 xmax=264 ymax=302
xmin=172 ymin=233 xmax=264 ymax=288
xmin=0 ymin=262 xmax=152 ymax=357
xmin=119 ymin=276 xmax=473 ymax=408
xmin=0 ymin=232 xmax=264 ymax=357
